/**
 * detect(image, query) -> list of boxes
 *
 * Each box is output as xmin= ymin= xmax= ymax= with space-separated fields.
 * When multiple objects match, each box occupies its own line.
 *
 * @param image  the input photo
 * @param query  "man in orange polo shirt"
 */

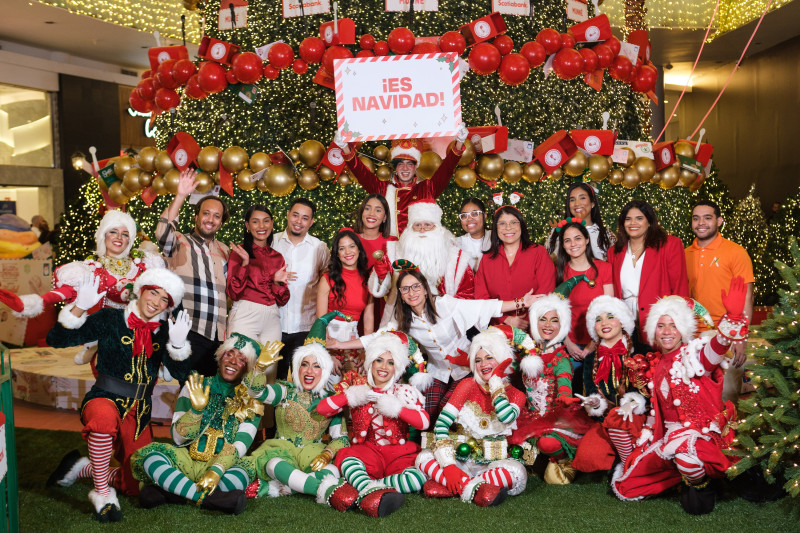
xmin=685 ymin=200 xmax=754 ymax=401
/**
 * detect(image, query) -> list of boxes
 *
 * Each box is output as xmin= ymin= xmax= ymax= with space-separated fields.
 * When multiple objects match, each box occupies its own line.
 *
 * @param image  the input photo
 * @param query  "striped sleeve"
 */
xmin=155 ymin=217 xmax=179 ymax=257
xmin=232 ymin=412 xmax=262 ymax=459
xmin=251 ymin=383 xmax=289 ymax=405
xmin=171 ymin=383 xmax=206 ymax=445
xmin=434 ymin=403 xmax=459 ymax=440
xmin=493 ymin=393 xmax=520 ymax=424
xmin=399 ymin=405 xmax=430 ymax=431
xmin=326 ymin=415 xmax=350 ymax=453
xmin=553 ymin=350 xmax=574 ymax=400
xmin=316 ymin=391 xmax=349 ymax=417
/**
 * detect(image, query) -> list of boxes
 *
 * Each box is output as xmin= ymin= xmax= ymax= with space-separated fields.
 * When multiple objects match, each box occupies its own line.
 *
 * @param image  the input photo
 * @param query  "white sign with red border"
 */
xmin=386 ymin=0 xmax=438 ymax=12
xmin=283 ymin=0 xmax=330 ymax=18
xmin=492 ymin=0 xmax=531 ymax=17
xmin=334 ymin=52 xmax=462 ymax=142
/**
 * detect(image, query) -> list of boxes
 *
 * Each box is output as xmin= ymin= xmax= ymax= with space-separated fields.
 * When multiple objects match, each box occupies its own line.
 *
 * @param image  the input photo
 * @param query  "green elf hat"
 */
xmin=304 ymin=310 xmax=349 ymax=346
xmin=392 ymin=259 xmax=419 ymax=272
xmin=554 ymin=274 xmax=594 ymax=295
xmin=217 ymin=332 xmax=263 ymax=371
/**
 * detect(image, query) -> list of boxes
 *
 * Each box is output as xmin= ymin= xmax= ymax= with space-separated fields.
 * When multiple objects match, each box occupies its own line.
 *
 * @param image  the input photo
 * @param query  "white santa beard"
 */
xmin=398 ymin=226 xmax=454 ymax=294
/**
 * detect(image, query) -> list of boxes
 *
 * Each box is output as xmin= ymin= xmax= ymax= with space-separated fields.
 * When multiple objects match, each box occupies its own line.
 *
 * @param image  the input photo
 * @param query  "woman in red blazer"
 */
xmin=607 ymin=200 xmax=689 ymax=349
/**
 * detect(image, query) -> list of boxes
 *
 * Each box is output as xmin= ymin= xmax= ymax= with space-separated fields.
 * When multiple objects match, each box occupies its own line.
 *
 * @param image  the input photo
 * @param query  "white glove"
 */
xmin=333 ymin=132 xmax=348 ymax=149
xmin=617 ymin=400 xmax=637 ymax=422
xmin=635 ymin=428 xmax=653 ymax=447
xmin=74 ymin=273 xmax=106 ymax=311
xmin=575 ymin=393 xmax=601 ymax=409
xmin=456 ymin=124 xmax=469 ymax=143
xmin=365 ymin=390 xmax=383 ymax=403
xmin=158 ymin=364 xmax=174 ymax=382
xmin=168 ymin=309 xmax=192 ymax=348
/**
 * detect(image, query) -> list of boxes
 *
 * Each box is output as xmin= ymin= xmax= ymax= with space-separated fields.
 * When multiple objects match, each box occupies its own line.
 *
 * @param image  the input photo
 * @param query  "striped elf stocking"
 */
xmin=74 ymin=463 xmax=121 ymax=488
xmin=607 ymin=428 xmax=635 ymax=463
xmin=87 ymin=433 xmax=114 ymax=496
xmin=218 ymin=466 xmax=250 ymax=492
xmin=265 ymin=458 xmax=321 ymax=495
xmin=417 ymin=456 xmax=447 ymax=485
xmin=142 ymin=452 xmax=200 ymax=502
xmin=313 ymin=464 xmax=340 ymax=481
xmin=479 ymin=466 xmax=514 ymax=489
xmin=380 ymin=467 xmax=425 ymax=494
xmin=340 ymin=457 xmax=377 ymax=494
xmin=675 ymin=452 xmax=706 ymax=485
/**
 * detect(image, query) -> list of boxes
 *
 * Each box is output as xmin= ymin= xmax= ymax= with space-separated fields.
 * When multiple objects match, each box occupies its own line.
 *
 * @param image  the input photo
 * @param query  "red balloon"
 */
xmin=299 ymin=37 xmax=326 ymax=64
xmin=593 ymin=44 xmax=614 ymax=68
xmin=154 ymin=87 xmax=180 ymax=111
xmin=520 ymin=41 xmax=546 ymax=68
xmin=184 ymin=74 xmax=207 ymax=99
xmin=152 ymin=75 xmax=163 ymax=92
xmin=263 ymin=64 xmax=279 ymax=80
xmin=412 ymin=42 xmax=439 ymax=54
xmin=388 ymin=27 xmax=415 ymax=55
xmin=128 ymin=90 xmax=152 ymax=113
xmin=359 ymin=34 xmax=376 ymax=50
xmin=322 ymin=45 xmax=353 ymax=74
xmin=374 ymin=40 xmax=389 ymax=56
xmin=609 ymin=55 xmax=633 ymax=82
xmin=137 ymin=77 xmax=157 ymax=101
xmin=142 ymin=70 xmax=152 ymax=79
xmin=630 ymin=64 xmax=658 ymax=93
xmin=438 ymin=31 xmax=466 ymax=55
xmin=536 ymin=28 xmax=561 ymax=55
xmin=156 ymin=59 xmax=179 ymax=89
xmin=605 ymin=36 xmax=621 ymax=57
xmin=292 ymin=59 xmax=309 ymax=75
xmin=225 ymin=70 xmax=238 ymax=84
xmin=578 ymin=48 xmax=598 ymax=73
xmin=468 ymin=42 xmax=501 ymax=76
xmin=197 ymin=62 xmax=228 ymax=94
xmin=498 ymin=53 xmax=530 ymax=86
xmin=560 ymin=33 xmax=576 ymax=50
xmin=493 ymin=35 xmax=514 ymax=56
xmin=356 ymin=50 xmax=375 ymax=58
xmin=172 ymin=59 xmax=197 ymax=84
xmin=268 ymin=43 xmax=294 ymax=70
xmin=232 ymin=51 xmax=263 ymax=83
xmin=552 ymin=48 xmax=584 ymax=80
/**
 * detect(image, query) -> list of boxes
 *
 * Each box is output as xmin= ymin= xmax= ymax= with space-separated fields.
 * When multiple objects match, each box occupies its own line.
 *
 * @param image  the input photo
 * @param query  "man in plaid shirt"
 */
xmin=156 ymin=169 xmax=230 ymax=377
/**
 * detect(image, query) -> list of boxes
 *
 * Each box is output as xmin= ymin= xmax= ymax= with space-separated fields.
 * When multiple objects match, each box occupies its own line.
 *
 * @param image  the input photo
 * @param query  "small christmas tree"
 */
xmin=54 ymin=178 xmax=104 ymax=265
xmin=760 ymin=185 xmax=800 ymax=304
xmin=727 ymin=184 xmax=769 ymax=304
xmin=728 ymin=237 xmax=800 ymax=496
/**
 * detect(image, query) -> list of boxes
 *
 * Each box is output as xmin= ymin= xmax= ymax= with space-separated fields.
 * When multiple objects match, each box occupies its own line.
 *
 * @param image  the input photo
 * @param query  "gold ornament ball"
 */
xmin=659 ymin=165 xmax=680 ymax=189
xmin=138 ymin=170 xmax=153 ymax=189
xmin=503 ymin=161 xmax=523 ymax=184
xmin=689 ymin=174 xmax=705 ymax=192
xmin=265 ymin=164 xmax=297 ymax=196
xmin=376 ymin=164 xmax=393 ymax=181
xmin=359 ymin=155 xmax=376 ymax=175
xmin=120 ymin=182 xmax=137 ymax=198
xmin=108 ymin=181 xmax=129 ymax=204
xmin=633 ymin=157 xmax=657 ymax=182
xmin=476 ymin=154 xmax=504 ymax=180
xmin=298 ymin=140 xmax=326 ymax=168
xmin=152 ymin=176 xmax=168 ymax=195
xmin=318 ymin=165 xmax=337 ymax=182
xmin=523 ymin=162 xmax=544 ymax=183
xmin=155 ymin=150 xmax=174 ymax=174
xmin=195 ymin=171 xmax=214 ymax=193
xmin=236 ymin=169 xmax=256 ymax=191
xmin=122 ymin=168 xmax=143 ymax=192
xmin=249 ymin=152 xmax=272 ymax=172
xmin=417 ymin=151 xmax=443 ymax=180
xmin=621 ymin=166 xmax=641 ymax=189
xmin=197 ymin=146 xmax=221 ymax=172
xmin=450 ymin=139 xmax=476 ymax=166
xmin=255 ymin=178 xmax=269 ymax=192
xmin=298 ymin=169 xmax=320 ymax=190
xmin=587 ymin=155 xmax=610 ymax=180
xmin=548 ymin=167 xmax=563 ymax=181
xmin=454 ymin=167 xmax=477 ymax=188
xmin=373 ymin=145 xmax=390 ymax=161
xmin=164 ymin=168 xmax=181 ymax=194
xmin=209 ymin=171 xmax=220 ymax=185
xmin=564 ymin=152 xmax=588 ymax=177
xmin=608 ymin=168 xmax=624 ymax=185
xmin=465 ymin=437 xmax=479 ymax=451
xmin=221 ymin=146 xmax=249 ymax=173
xmin=339 ymin=168 xmax=358 ymax=186
xmin=137 ymin=146 xmax=159 ymax=173
xmin=288 ymin=148 xmax=301 ymax=164
xmin=650 ymin=170 xmax=662 ymax=186
xmin=674 ymin=141 xmax=696 ymax=159
xmin=619 ymin=147 xmax=636 ymax=167
xmin=679 ymin=168 xmax=698 ymax=187
xmin=114 ymin=156 xmax=135 ymax=179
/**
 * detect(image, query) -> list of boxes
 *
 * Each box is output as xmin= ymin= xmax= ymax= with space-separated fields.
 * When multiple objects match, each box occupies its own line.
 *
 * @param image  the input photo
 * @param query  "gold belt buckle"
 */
xmin=189 ymin=427 xmax=225 ymax=462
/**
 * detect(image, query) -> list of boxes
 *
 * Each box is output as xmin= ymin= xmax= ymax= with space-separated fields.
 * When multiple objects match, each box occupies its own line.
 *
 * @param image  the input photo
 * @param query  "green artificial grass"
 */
xmin=16 ymin=427 xmax=800 ymax=533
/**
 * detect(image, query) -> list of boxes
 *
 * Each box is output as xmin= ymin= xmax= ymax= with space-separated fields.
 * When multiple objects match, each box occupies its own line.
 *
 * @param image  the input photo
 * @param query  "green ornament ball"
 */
xmin=456 ymin=443 xmax=472 ymax=458
xmin=509 ymin=445 xmax=524 ymax=460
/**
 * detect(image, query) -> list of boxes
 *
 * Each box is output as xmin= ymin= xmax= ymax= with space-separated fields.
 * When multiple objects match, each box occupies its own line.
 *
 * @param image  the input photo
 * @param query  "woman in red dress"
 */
xmin=353 ymin=194 xmax=396 ymax=330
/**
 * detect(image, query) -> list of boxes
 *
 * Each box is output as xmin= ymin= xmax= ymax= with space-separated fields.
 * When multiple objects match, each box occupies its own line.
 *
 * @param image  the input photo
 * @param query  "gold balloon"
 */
xmin=674 ymin=141 xmax=695 ymax=159
xmin=164 ymin=168 xmax=181 ymax=194
xmin=689 ymin=174 xmax=706 ymax=192
xmin=449 ymin=139 xmax=476 ymax=166
xmin=503 ymin=161 xmax=523 ymax=184
xmin=210 ymin=171 xmax=220 ymax=185
xmin=318 ymin=165 xmax=336 ymax=182
xmin=298 ymin=169 xmax=320 ymax=190
xmin=523 ymin=162 xmax=544 ymax=183
xmin=564 ymin=152 xmax=588 ymax=177
xmin=221 ymin=146 xmax=249 ymax=173
xmin=249 ymin=152 xmax=272 ymax=172
xmin=108 ymin=181 xmax=129 ymax=204
xmin=650 ymin=171 xmax=662 ymax=186
xmin=548 ymin=168 xmax=563 ymax=181
xmin=120 ymin=183 xmax=136 ymax=198
xmin=122 ymin=168 xmax=143 ymax=193
xmin=679 ymin=169 xmax=698 ymax=187
xmin=619 ymin=147 xmax=636 ymax=167
xmin=197 ymin=146 xmax=220 ymax=172
xmin=417 ymin=151 xmax=443 ymax=180
xmin=265 ymin=164 xmax=297 ymax=196
xmin=633 ymin=157 xmax=657 ymax=182
xmin=608 ymin=168 xmax=624 ymax=185
xmin=114 ymin=156 xmax=135 ymax=179
xmin=343 ymin=167 xmax=358 ymax=185
xmin=359 ymin=156 xmax=376 ymax=175
xmin=137 ymin=146 xmax=158 ymax=173
xmin=621 ymin=166 xmax=641 ymax=189
xmin=373 ymin=145 xmax=390 ymax=162
xmin=288 ymin=149 xmax=301 ymax=164
xmin=587 ymin=155 xmax=610 ymax=181
xmin=376 ymin=164 xmax=393 ymax=181
xmin=338 ymin=169 xmax=353 ymax=187
xmin=476 ymin=154 xmax=504 ymax=180
xmin=195 ymin=171 xmax=214 ymax=193
xmin=138 ymin=170 xmax=153 ymax=189
xmin=236 ymin=169 xmax=256 ymax=191
xmin=298 ymin=140 xmax=326 ymax=168
xmin=453 ymin=167 xmax=477 ymax=188
xmin=256 ymin=178 xmax=270 ymax=192
xmin=660 ymin=165 xmax=680 ymax=189
xmin=152 ymin=176 xmax=168 ymax=195
xmin=155 ymin=150 xmax=174 ymax=174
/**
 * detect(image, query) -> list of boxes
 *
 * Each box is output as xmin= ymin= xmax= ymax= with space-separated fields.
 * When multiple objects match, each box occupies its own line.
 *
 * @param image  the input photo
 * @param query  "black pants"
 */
xmin=277 ymin=330 xmax=309 ymax=381
xmin=187 ymin=330 xmax=221 ymax=379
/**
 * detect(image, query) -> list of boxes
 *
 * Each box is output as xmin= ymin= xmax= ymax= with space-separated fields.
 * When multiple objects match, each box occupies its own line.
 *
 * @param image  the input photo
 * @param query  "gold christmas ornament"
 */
xmin=195 ymin=171 xmax=214 ymax=193
xmin=450 ymin=139 xmax=476 ymax=166
xmin=659 ymin=164 xmax=680 ymax=189
xmin=503 ymin=161 xmax=523 ymax=184
xmin=210 ymin=171 xmax=220 ymax=185
xmin=151 ymin=176 xmax=168 ymax=195
xmin=236 ymin=169 xmax=256 ymax=191
xmin=288 ymin=148 xmax=301 ymax=164
xmin=564 ymin=152 xmax=588 ymax=177
xmin=650 ymin=170 xmax=663 ymax=186
xmin=454 ymin=167 xmax=477 ymax=188
xmin=674 ymin=141 xmax=696 ymax=159
xmin=633 ymin=157 xmax=657 ymax=182
xmin=523 ymin=162 xmax=544 ymax=183
xmin=108 ymin=181 xmax=129 ymax=204
xmin=298 ymin=168 xmax=320 ymax=190
xmin=476 ymin=154 xmax=504 ymax=180
xmin=164 ymin=168 xmax=181 ymax=194
xmin=113 ymin=156 xmax=135 ymax=179
xmin=608 ymin=168 xmax=624 ymax=185
xmin=358 ymin=155 xmax=376 ymax=175
xmin=417 ymin=151 xmax=443 ymax=180
xmin=318 ymin=165 xmax=337 ymax=182
xmin=155 ymin=150 xmax=175 ymax=175
xmin=587 ymin=155 xmax=610 ymax=180
xmin=298 ymin=140 xmax=326 ymax=168
xmin=621 ymin=166 xmax=640 ymax=189
xmin=137 ymin=146 xmax=158 ymax=173
xmin=548 ymin=167 xmax=563 ymax=181
xmin=265 ymin=164 xmax=297 ymax=196
xmin=138 ymin=170 xmax=153 ymax=189
xmin=373 ymin=145 xmax=390 ymax=161
xmin=197 ymin=146 xmax=221 ymax=172
xmin=689 ymin=174 xmax=705 ymax=192
xmin=375 ymin=164 xmax=393 ymax=181
xmin=679 ymin=168 xmax=698 ymax=187
xmin=619 ymin=147 xmax=636 ymax=167
xmin=339 ymin=168 xmax=357 ymax=186
xmin=249 ymin=152 xmax=271 ymax=172
xmin=221 ymin=146 xmax=249 ymax=173
xmin=122 ymin=168 xmax=143 ymax=193
xmin=120 ymin=182 xmax=136 ymax=198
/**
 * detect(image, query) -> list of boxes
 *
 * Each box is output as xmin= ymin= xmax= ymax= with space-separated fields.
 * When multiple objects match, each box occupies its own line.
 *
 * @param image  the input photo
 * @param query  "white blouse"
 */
xmin=619 ymin=244 xmax=646 ymax=322
xmin=458 ymin=233 xmax=491 ymax=271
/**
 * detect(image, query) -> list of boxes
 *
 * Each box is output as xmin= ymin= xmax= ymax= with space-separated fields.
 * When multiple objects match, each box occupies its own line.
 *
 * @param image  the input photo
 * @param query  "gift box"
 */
xmin=147 ymin=45 xmax=189 ymax=72
xmin=467 ymin=126 xmax=509 ymax=154
xmin=459 ymin=12 xmax=507 ymax=47
xmin=320 ymin=18 xmax=356 ymax=46
xmin=568 ymin=14 xmax=612 ymax=43
xmin=626 ymin=29 xmax=651 ymax=64
xmin=167 ymin=132 xmax=201 ymax=171
xmin=533 ymin=130 xmax=577 ymax=173
xmin=570 ymin=128 xmax=617 ymax=156
xmin=317 ymin=142 xmax=347 ymax=174
xmin=198 ymin=36 xmax=241 ymax=65
xmin=652 ymin=141 xmax=676 ymax=170
xmin=683 ymin=140 xmax=714 ymax=167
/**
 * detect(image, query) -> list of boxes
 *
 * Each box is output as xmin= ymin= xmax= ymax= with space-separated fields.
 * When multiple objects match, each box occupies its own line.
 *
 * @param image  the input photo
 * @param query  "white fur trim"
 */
xmin=88 ymin=487 xmax=120 ymax=513
xmin=461 ymin=478 xmax=483 ymax=502
xmin=292 ymin=343 xmax=334 ymax=395
xmin=73 ymin=342 xmax=97 ymax=365
xmin=586 ymin=295 xmax=635 ymax=342
xmin=444 ymin=248 xmax=471 ymax=296
xmin=358 ymin=480 xmax=388 ymax=498
xmin=583 ymin=393 xmax=609 ymax=417
xmin=390 ymin=145 xmax=422 ymax=165
xmin=267 ymin=479 xmax=291 ymax=498
xmin=54 ymin=261 xmax=91 ymax=290
xmin=376 ymin=393 xmax=403 ymax=418
xmin=95 ymin=210 xmax=137 ymax=257
xmin=645 ymin=295 xmax=696 ymax=347
xmin=364 ymin=333 xmax=411 ymax=388
xmin=58 ymin=304 xmax=87 ymax=329
xmin=619 ymin=392 xmax=647 ymax=415
xmin=415 ymin=449 xmax=434 ymax=470
xmin=529 ymin=294 xmax=571 ymax=347
xmin=344 ymin=384 xmax=372 ymax=407
xmin=167 ymin=341 xmax=191 ymax=362
xmin=409 ymin=371 xmax=434 ymax=392
xmin=487 ymin=375 xmax=505 ymax=394
xmin=490 ymin=459 xmax=527 ymax=496
xmin=133 ymin=268 xmax=184 ymax=309
xmin=316 ymin=476 xmax=341 ymax=505
xmin=367 ymin=270 xmax=392 ymax=299
xmin=57 ymin=457 xmax=90 ymax=487
xmin=406 ymin=201 xmax=443 ymax=229
xmin=519 ymin=355 xmax=544 ymax=378
xmin=141 ymin=250 xmax=166 ymax=269
xmin=385 ymin=186 xmax=398 ymax=237
xmin=433 ymin=443 xmax=456 ymax=467
xmin=468 ymin=327 xmax=514 ymax=384
xmin=14 ymin=293 xmax=44 ymax=318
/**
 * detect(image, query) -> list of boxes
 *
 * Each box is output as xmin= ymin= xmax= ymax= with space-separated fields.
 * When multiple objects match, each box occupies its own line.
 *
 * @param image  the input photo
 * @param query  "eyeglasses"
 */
xmin=458 ymin=210 xmax=484 ymax=221
xmin=398 ymin=283 xmax=424 ymax=294
xmin=497 ymin=221 xmax=520 ymax=229
xmin=412 ymin=222 xmax=436 ymax=231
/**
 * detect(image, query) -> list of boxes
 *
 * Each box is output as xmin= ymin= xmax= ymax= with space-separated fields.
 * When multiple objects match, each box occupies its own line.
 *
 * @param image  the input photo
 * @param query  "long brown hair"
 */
xmin=352 ymin=194 xmax=391 ymax=238
xmin=613 ymin=200 xmax=667 ymax=254
xmin=394 ymin=270 xmax=438 ymax=332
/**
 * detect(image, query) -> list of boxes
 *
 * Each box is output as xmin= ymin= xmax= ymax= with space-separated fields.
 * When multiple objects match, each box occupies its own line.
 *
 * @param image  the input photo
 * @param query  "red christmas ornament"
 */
xmin=137 ymin=77 xmax=157 ymax=101
xmin=605 ymin=36 xmax=621 ymax=57
xmin=552 ymin=48 xmax=584 ymax=80
xmin=299 ymin=37 xmax=326 ymax=64
xmin=578 ymin=48 xmax=598 ymax=73
xmin=172 ymin=59 xmax=197 ymax=84
xmin=232 ymin=51 xmax=263 ymax=83
xmin=292 ymin=59 xmax=309 ymax=74
xmin=438 ymin=31 xmax=466 ymax=55
xmin=268 ymin=43 xmax=295 ymax=70
xmin=520 ymin=41 xmax=546 ymax=68
xmin=128 ymin=90 xmax=153 ymax=113
xmin=154 ymin=87 xmax=180 ymax=111
xmin=609 ymin=55 xmax=633 ymax=82
xmin=184 ymin=74 xmax=207 ymax=99
xmin=536 ymin=28 xmax=561 ymax=55
xmin=322 ymin=45 xmax=353 ymax=74
xmin=142 ymin=69 xmax=152 ymax=79
xmin=156 ymin=59 xmax=179 ymax=89
xmin=359 ymin=34 xmax=376 ymax=50
xmin=630 ymin=63 xmax=658 ymax=93
xmin=498 ymin=53 xmax=530 ymax=86
xmin=412 ymin=42 xmax=439 ymax=54
xmin=197 ymin=62 xmax=228 ymax=94
xmin=356 ymin=50 xmax=375 ymax=57
xmin=593 ymin=44 xmax=614 ymax=69
xmin=152 ymin=75 xmax=163 ymax=91
xmin=493 ymin=35 xmax=514 ymax=56
xmin=225 ymin=70 xmax=238 ymax=84
xmin=388 ymin=27 xmax=415 ymax=54
xmin=560 ymin=33 xmax=576 ymax=50
xmin=263 ymin=64 xmax=279 ymax=80
xmin=468 ymin=42 xmax=502 ymax=75
xmin=373 ymin=40 xmax=390 ymax=56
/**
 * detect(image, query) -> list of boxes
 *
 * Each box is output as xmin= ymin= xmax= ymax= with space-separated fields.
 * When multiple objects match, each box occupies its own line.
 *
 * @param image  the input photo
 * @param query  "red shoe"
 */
xmin=0 ymin=289 xmax=23 ymax=313
xmin=472 ymin=483 xmax=508 ymax=507
xmin=423 ymin=480 xmax=453 ymax=498
xmin=324 ymin=481 xmax=359 ymax=512
xmin=244 ymin=479 xmax=261 ymax=499
xmin=358 ymin=488 xmax=405 ymax=517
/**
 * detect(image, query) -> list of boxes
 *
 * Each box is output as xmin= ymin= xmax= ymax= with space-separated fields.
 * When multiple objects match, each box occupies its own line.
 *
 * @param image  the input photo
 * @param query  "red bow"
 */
xmin=127 ymin=313 xmax=160 ymax=358
xmin=594 ymin=339 xmax=627 ymax=386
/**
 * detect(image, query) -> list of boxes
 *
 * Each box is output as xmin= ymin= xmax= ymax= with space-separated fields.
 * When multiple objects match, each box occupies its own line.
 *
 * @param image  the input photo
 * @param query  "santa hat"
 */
xmin=529 ymin=294 xmax=572 ymax=347
xmin=364 ymin=331 xmax=412 ymax=390
xmin=645 ymin=296 xmax=702 ymax=347
xmin=95 ymin=209 xmax=137 ymax=257
xmin=133 ymin=267 xmax=184 ymax=310
xmin=468 ymin=325 xmax=534 ymax=384
xmin=215 ymin=332 xmax=262 ymax=372
xmin=390 ymin=139 xmax=423 ymax=165
xmin=405 ymin=199 xmax=443 ymax=229
xmin=585 ymin=295 xmax=635 ymax=342
xmin=290 ymin=311 xmax=341 ymax=395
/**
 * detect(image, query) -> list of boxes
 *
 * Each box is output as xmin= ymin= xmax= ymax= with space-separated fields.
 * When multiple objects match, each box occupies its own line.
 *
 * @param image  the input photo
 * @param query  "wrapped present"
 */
xmin=459 ymin=12 xmax=507 ymax=47
xmin=533 ymin=130 xmax=577 ymax=173
xmin=626 ymin=29 xmax=651 ymax=64
xmin=570 ymin=128 xmax=616 ymax=156
xmin=467 ymin=126 xmax=509 ymax=154
xmin=568 ymin=14 xmax=612 ymax=43
xmin=317 ymin=142 xmax=347 ymax=174
xmin=683 ymin=140 xmax=714 ymax=166
xmin=652 ymin=141 xmax=677 ymax=170
xmin=167 ymin=132 xmax=201 ymax=171
xmin=147 ymin=45 xmax=189 ymax=72
xmin=198 ymin=36 xmax=241 ymax=65
xmin=320 ymin=18 xmax=356 ymax=46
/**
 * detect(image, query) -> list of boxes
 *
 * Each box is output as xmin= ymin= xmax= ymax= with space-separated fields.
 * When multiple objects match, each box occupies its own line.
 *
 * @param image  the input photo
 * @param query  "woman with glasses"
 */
xmin=456 ymin=198 xmax=491 ymax=271
xmin=475 ymin=206 xmax=556 ymax=331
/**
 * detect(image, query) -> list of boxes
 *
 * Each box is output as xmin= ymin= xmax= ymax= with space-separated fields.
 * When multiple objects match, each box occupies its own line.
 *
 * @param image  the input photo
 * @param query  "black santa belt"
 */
xmin=95 ymin=373 xmax=155 ymax=402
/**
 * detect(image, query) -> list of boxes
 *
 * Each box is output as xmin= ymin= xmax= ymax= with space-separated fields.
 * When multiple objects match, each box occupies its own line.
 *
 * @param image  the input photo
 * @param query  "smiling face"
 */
xmin=286 ymin=204 xmax=314 ymax=238
xmin=298 ymin=355 xmax=323 ymax=391
xmin=218 ymin=348 xmax=249 ymax=384
xmin=370 ymin=351 xmax=395 ymax=389
xmin=654 ymin=315 xmax=682 ymax=352
xmin=245 ymin=210 xmax=273 ymax=247
xmin=595 ymin=312 xmax=623 ymax=343
xmin=394 ymin=160 xmax=417 ymax=184
xmin=623 ymin=207 xmax=650 ymax=241
xmin=398 ymin=274 xmax=427 ymax=310
xmin=562 ymin=226 xmax=588 ymax=260
xmin=105 ymin=226 xmax=131 ymax=257
xmin=136 ymin=287 xmax=170 ymax=320
xmin=361 ymin=198 xmax=387 ymax=232
xmin=474 ymin=349 xmax=499 ymax=381
xmin=496 ymin=212 xmax=522 ymax=246
xmin=194 ymin=198 xmax=224 ymax=239
xmin=568 ymin=188 xmax=595 ymax=224
xmin=337 ymin=235 xmax=359 ymax=269
xmin=459 ymin=202 xmax=485 ymax=237
xmin=691 ymin=205 xmax=722 ymax=243
xmin=537 ymin=310 xmax=561 ymax=342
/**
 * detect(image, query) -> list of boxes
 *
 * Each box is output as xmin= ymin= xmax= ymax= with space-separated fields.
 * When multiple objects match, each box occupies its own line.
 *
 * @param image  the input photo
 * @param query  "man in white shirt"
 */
xmin=272 ymin=198 xmax=330 ymax=379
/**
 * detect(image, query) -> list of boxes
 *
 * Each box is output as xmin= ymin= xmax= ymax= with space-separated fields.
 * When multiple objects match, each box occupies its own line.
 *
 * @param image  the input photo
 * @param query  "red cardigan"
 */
xmin=607 ymin=235 xmax=689 ymax=343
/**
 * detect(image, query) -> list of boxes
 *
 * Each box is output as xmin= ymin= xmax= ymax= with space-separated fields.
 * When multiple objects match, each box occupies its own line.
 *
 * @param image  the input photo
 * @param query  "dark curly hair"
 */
xmin=328 ymin=229 xmax=369 ymax=308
